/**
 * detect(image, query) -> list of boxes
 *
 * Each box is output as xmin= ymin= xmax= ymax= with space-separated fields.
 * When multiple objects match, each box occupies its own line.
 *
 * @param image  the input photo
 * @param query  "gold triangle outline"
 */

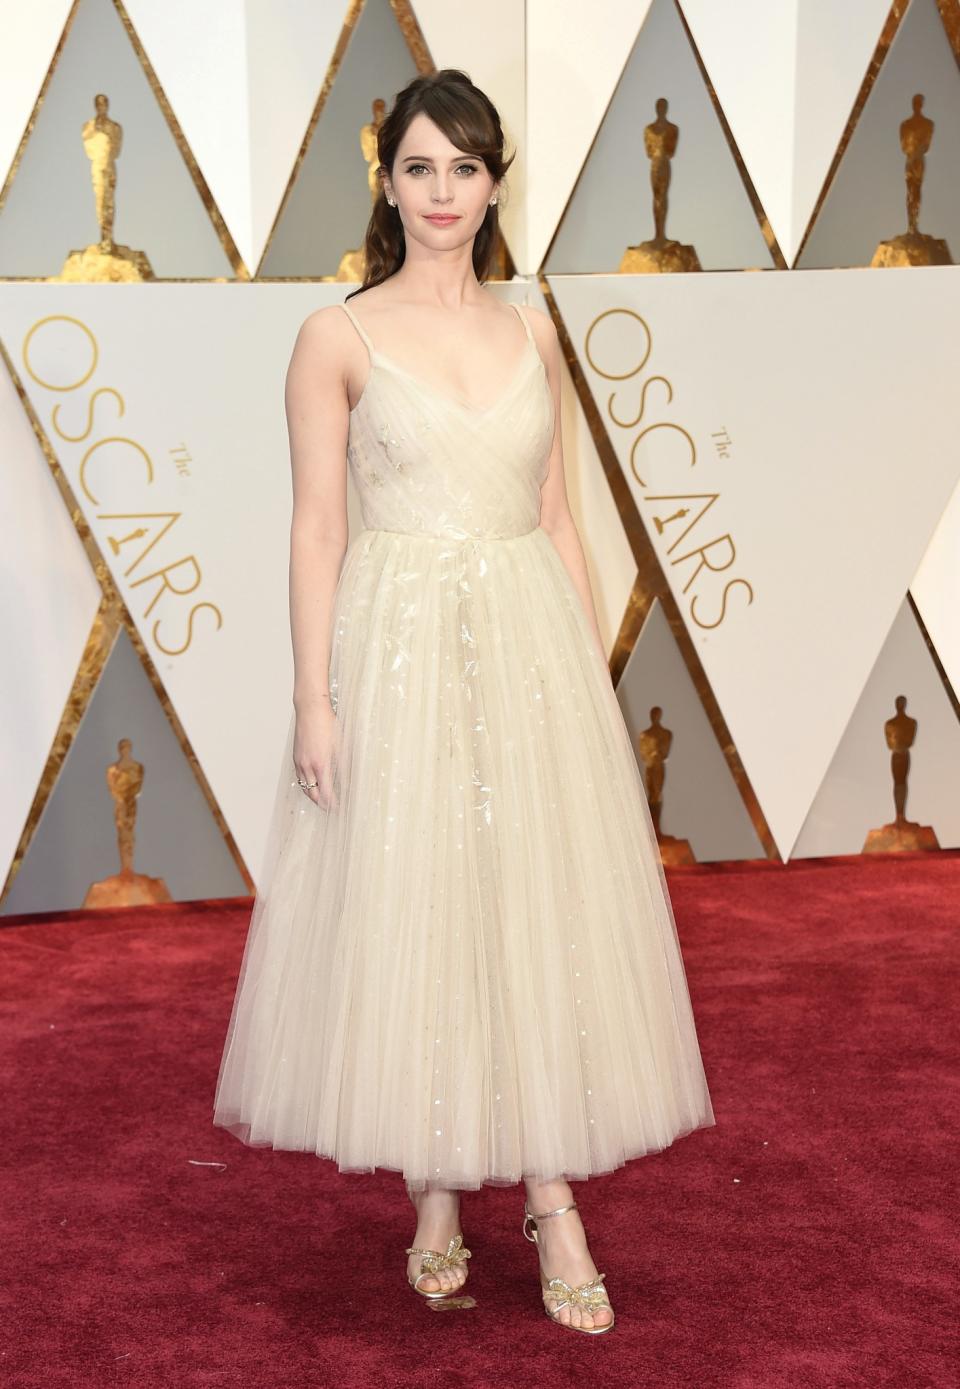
xmin=793 ymin=1 xmax=906 ymax=267
xmin=539 ymin=0 xmax=787 ymax=274
xmin=538 ymin=275 xmax=779 ymax=860
xmin=0 ymin=331 xmax=255 ymax=905
xmin=0 ymin=0 xmax=250 ymax=281
xmin=0 ymin=598 xmax=121 ymax=908
xmin=256 ymin=0 xmax=431 ymax=281
xmin=253 ymin=2 xmax=518 ymax=283
xmin=793 ymin=0 xmax=960 ymax=267
xmin=673 ymin=0 xmax=786 ymax=268
xmin=907 ymin=591 xmax=960 ymax=725
xmin=797 ymin=591 xmax=960 ymax=844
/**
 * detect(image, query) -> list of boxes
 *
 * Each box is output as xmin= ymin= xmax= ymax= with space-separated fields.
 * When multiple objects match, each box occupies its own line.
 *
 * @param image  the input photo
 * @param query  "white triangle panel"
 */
xmin=797 ymin=0 xmax=960 ymax=269
xmin=618 ymin=601 xmax=765 ymax=863
xmin=682 ymin=0 xmax=891 ymax=265
xmin=0 ymin=0 xmax=233 ymax=278
xmin=127 ymin=0 xmax=346 ymax=274
xmin=0 ymin=0 xmax=73 ymax=198
xmin=2 ymin=626 xmax=250 ymax=914
xmin=793 ymin=0 xmax=893 ymax=264
xmin=544 ymin=0 xmax=770 ymax=274
xmin=0 ymin=309 xmax=101 ymax=888
xmin=911 ymin=476 xmax=960 ymax=708
xmin=793 ymin=599 xmax=960 ymax=857
xmin=549 ymin=266 xmax=960 ymax=859
xmin=525 ymin=0 xmax=651 ymax=274
xmin=1 ymin=283 xmax=314 ymax=875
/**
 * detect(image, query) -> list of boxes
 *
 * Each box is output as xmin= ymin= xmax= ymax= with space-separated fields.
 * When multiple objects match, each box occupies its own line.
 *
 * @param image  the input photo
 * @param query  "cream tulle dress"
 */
xmin=213 ymin=298 xmax=715 ymax=1191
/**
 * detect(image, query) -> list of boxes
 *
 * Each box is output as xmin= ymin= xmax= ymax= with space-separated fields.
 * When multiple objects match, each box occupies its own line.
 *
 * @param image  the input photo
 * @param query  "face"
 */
xmin=383 ymin=112 xmax=497 ymax=246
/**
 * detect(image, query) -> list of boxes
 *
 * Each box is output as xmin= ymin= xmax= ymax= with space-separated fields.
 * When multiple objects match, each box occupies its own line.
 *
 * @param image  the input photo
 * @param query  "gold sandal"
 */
xmin=522 ymin=1201 xmax=615 ymax=1333
xmin=405 ymin=1232 xmax=472 ymax=1299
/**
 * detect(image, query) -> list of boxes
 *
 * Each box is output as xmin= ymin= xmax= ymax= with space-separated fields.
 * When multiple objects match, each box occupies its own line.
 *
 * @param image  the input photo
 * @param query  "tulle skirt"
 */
xmin=213 ymin=524 xmax=715 ymax=1190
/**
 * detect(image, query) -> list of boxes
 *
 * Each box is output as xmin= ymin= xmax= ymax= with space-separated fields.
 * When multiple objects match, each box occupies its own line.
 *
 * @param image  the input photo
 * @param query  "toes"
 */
xmin=410 ymin=1259 xmax=468 ymax=1295
xmin=549 ymin=1298 xmax=614 ymax=1329
xmin=587 ymin=1305 xmax=612 ymax=1327
xmin=410 ymin=1261 xmax=440 ymax=1292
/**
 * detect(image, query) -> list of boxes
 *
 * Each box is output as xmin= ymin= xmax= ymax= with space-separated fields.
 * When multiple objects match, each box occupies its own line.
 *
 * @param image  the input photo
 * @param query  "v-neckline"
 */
xmin=344 ymin=299 xmax=545 ymax=418
xmin=366 ymin=337 xmax=541 ymax=416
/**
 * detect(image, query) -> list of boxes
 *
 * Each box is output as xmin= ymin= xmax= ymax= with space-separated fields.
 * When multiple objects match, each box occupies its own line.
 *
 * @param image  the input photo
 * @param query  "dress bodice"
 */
xmin=340 ymin=299 xmax=555 ymax=540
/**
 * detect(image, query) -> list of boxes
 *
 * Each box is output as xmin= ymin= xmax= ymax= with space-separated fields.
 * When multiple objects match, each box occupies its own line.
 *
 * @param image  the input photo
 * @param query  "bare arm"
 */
xmin=530 ymin=307 xmax=608 ymax=666
xmin=285 ymin=307 xmax=351 ymax=710
xmin=284 ymin=306 xmax=353 ymax=807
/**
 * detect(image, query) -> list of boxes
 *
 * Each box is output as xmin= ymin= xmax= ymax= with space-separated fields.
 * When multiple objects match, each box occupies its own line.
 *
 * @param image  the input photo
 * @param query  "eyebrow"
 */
xmin=400 ymin=154 xmax=479 ymax=163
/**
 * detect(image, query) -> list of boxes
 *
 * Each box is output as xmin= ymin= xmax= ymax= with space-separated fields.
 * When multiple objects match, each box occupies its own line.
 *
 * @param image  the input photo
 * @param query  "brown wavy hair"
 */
xmin=345 ymin=69 xmax=514 ymax=301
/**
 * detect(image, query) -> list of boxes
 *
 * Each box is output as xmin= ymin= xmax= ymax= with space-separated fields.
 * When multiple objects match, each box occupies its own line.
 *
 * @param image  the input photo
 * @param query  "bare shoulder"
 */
xmin=518 ymin=301 xmax=557 ymax=345
xmin=292 ymin=302 xmax=351 ymax=355
xmin=516 ymin=302 xmax=559 ymax=366
xmin=285 ymin=307 xmax=358 ymax=429
xmin=518 ymin=302 xmax=553 ymax=330
xmin=285 ymin=302 xmax=360 ymax=396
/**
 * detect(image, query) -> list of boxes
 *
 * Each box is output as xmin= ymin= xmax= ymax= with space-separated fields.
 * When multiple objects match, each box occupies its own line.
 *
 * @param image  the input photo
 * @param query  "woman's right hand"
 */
xmin=293 ymin=698 xmax=341 ymax=811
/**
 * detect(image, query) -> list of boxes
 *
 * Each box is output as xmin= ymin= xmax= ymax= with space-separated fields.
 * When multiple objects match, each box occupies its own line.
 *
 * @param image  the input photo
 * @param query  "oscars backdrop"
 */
xmin=2 ymin=0 xmax=959 ymax=915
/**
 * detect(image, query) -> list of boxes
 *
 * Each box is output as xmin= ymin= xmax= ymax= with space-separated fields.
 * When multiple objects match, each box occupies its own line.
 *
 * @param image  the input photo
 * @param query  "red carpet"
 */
xmin=2 ymin=853 xmax=957 ymax=1388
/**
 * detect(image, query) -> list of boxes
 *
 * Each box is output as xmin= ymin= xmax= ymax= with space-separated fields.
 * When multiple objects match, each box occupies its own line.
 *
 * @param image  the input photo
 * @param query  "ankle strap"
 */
xmin=526 ymin=1200 xmax=578 ymax=1221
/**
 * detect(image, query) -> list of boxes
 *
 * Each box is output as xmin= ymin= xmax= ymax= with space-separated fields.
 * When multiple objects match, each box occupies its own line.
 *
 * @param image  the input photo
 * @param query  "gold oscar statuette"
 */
xmin=336 ymin=97 xmax=387 ymax=283
xmin=862 ymin=695 xmax=940 ymax=853
xmin=638 ymin=706 xmax=696 ymax=866
xmin=55 ymin=93 xmax=155 ymax=283
xmin=620 ymin=98 xmax=701 ymax=274
xmin=871 ymin=94 xmax=953 ymax=267
xmin=83 ymin=738 xmax=172 ymax=907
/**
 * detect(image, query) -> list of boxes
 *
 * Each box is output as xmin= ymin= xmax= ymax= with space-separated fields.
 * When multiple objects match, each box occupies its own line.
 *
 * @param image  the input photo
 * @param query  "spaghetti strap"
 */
xmin=339 ymin=301 xmax=375 ymax=358
xmin=510 ymin=300 xmax=535 ymax=343
xmin=341 ymin=296 xmax=534 ymax=387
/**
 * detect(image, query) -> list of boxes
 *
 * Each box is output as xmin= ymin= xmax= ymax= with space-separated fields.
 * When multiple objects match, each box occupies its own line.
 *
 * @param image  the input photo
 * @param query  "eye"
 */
xmin=405 ymin=163 xmax=479 ymax=176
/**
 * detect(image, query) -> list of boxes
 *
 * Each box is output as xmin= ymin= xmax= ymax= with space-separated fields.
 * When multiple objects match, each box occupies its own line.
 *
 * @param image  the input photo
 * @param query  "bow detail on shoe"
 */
xmin=543 ymin=1271 xmax=610 ymax=1311
xmin=405 ymin=1233 xmax=473 ymax=1272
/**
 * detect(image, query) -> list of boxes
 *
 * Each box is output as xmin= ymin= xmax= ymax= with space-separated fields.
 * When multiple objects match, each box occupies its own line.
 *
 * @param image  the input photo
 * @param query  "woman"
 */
xmin=214 ymin=68 xmax=715 ymax=1336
